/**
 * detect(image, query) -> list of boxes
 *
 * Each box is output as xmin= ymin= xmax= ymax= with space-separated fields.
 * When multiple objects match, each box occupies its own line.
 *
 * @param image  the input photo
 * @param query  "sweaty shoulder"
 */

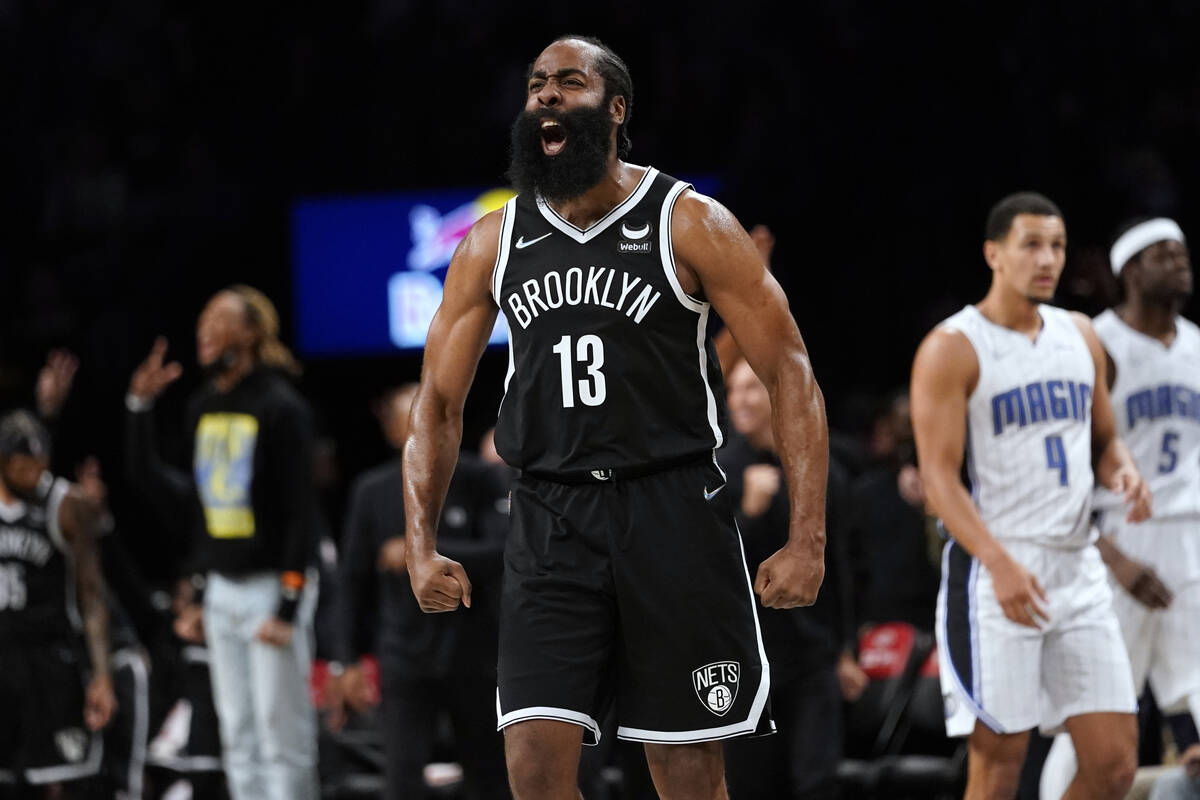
xmin=668 ymin=190 xmax=762 ymax=297
xmin=670 ymin=190 xmax=744 ymax=254
xmin=1067 ymin=310 xmax=1104 ymax=356
xmin=912 ymin=326 xmax=980 ymax=396
xmin=454 ymin=207 xmax=505 ymax=281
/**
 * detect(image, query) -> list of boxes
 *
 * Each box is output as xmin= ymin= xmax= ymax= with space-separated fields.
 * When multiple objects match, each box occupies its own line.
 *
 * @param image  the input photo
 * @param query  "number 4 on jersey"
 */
xmin=1045 ymin=435 xmax=1068 ymax=486
xmin=553 ymin=334 xmax=607 ymax=408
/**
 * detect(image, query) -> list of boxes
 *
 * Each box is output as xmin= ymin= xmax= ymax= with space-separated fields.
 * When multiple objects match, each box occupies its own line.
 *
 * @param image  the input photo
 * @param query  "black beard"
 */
xmin=1141 ymin=282 xmax=1192 ymax=311
xmin=202 ymin=350 xmax=239 ymax=381
xmin=506 ymin=103 xmax=613 ymax=202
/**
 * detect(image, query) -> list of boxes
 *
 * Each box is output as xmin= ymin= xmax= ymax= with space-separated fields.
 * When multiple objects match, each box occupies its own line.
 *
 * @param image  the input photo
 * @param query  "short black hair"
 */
xmin=549 ymin=34 xmax=634 ymax=159
xmin=985 ymin=192 xmax=1063 ymax=242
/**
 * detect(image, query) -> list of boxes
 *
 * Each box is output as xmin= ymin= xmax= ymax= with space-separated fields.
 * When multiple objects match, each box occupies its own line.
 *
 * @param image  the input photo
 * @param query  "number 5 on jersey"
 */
xmin=553 ymin=334 xmax=607 ymax=408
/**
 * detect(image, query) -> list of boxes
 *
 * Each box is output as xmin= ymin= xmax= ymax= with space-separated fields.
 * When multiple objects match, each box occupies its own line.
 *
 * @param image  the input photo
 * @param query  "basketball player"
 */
xmin=1041 ymin=217 xmax=1200 ymax=798
xmin=911 ymin=192 xmax=1152 ymax=800
xmin=0 ymin=410 xmax=115 ymax=796
xmin=402 ymin=35 xmax=828 ymax=799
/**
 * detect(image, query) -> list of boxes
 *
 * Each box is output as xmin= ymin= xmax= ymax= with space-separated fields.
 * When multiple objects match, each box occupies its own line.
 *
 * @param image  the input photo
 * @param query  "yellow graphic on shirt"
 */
xmin=194 ymin=413 xmax=258 ymax=538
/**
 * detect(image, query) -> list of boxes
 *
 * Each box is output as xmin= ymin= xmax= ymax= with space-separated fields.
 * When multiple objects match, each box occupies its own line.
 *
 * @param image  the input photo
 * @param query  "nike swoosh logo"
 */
xmin=703 ymin=485 xmax=725 ymax=501
xmin=515 ymin=232 xmax=552 ymax=249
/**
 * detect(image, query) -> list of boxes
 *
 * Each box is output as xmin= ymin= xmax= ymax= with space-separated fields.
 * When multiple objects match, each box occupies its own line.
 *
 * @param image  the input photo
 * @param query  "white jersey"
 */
xmin=1093 ymin=309 xmax=1200 ymax=522
xmin=940 ymin=304 xmax=1096 ymax=545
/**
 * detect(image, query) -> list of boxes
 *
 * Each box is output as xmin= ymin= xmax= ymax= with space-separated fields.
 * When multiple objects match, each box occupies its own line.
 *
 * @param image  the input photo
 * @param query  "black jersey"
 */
xmin=0 ymin=473 xmax=78 ymax=642
xmin=491 ymin=167 xmax=728 ymax=476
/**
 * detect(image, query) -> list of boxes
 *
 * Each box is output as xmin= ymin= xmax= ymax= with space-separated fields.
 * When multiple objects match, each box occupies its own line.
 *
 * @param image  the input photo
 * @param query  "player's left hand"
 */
xmin=1110 ymin=466 xmax=1152 ymax=522
xmin=84 ymin=674 xmax=116 ymax=731
xmin=1181 ymin=744 xmax=1200 ymax=779
xmin=255 ymin=617 xmax=294 ymax=647
xmin=754 ymin=541 xmax=824 ymax=609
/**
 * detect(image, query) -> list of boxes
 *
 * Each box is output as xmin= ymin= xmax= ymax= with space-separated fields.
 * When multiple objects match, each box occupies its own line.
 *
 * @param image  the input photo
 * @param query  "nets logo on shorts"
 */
xmin=692 ymin=660 xmax=740 ymax=716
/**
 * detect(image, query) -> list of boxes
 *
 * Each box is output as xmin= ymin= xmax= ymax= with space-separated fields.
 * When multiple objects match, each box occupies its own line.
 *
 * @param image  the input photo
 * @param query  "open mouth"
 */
xmin=540 ymin=119 xmax=566 ymax=156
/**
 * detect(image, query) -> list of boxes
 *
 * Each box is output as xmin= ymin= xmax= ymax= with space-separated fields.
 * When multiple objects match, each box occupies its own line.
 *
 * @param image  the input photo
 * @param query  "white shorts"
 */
xmin=1106 ymin=518 xmax=1200 ymax=713
xmin=936 ymin=539 xmax=1137 ymax=737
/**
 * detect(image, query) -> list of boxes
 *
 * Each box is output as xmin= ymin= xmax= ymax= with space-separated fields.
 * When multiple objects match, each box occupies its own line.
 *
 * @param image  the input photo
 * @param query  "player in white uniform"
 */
xmin=911 ymin=192 xmax=1153 ymax=800
xmin=1041 ymin=217 xmax=1200 ymax=799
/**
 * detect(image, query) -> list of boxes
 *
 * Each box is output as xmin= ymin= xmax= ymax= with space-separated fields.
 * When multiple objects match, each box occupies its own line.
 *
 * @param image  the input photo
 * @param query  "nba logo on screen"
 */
xmin=692 ymin=661 xmax=739 ymax=716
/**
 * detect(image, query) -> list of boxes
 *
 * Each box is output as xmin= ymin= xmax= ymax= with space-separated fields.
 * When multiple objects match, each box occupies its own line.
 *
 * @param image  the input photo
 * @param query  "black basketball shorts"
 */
xmin=496 ymin=459 xmax=775 ymax=745
xmin=0 ymin=640 xmax=103 ymax=785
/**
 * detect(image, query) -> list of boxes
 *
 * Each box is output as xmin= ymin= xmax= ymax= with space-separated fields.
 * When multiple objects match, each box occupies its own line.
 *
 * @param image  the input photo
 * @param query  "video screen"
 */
xmin=291 ymin=178 xmax=718 ymax=357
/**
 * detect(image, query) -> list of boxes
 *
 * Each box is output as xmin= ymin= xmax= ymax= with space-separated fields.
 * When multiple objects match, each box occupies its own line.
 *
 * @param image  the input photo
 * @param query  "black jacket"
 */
xmin=335 ymin=452 xmax=508 ymax=677
xmin=716 ymin=434 xmax=853 ymax=679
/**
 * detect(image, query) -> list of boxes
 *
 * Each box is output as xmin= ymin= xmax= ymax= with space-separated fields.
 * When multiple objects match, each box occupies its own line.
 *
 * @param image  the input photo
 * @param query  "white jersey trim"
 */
xmin=25 ymin=732 xmax=103 ymax=784
xmin=657 ymin=181 xmax=705 ymax=313
xmin=535 ymin=166 xmax=658 ymax=244
xmin=112 ymin=648 xmax=149 ymax=799
xmin=655 ymin=180 xmax=723 ymax=448
xmin=145 ymin=754 xmax=225 ymax=773
xmin=491 ymin=197 xmax=518 ymax=304
xmin=45 ymin=476 xmax=70 ymax=554
xmin=497 ymin=328 xmax=516 ymax=420
xmin=617 ymin=524 xmax=769 ymax=743
xmin=495 ymin=692 xmax=602 ymax=745
xmin=696 ymin=307 xmax=724 ymax=448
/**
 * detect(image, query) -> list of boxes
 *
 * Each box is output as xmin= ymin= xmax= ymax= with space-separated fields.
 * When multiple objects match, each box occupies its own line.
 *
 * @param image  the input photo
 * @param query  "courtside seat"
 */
xmin=838 ymin=623 xmax=966 ymax=799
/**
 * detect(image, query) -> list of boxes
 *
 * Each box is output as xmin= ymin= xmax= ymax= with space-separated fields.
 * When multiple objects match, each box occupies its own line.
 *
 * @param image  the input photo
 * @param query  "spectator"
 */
xmin=329 ymin=384 xmax=510 ymax=799
xmin=124 ymin=285 xmax=321 ymax=800
xmin=847 ymin=389 xmax=940 ymax=632
xmin=719 ymin=360 xmax=861 ymax=799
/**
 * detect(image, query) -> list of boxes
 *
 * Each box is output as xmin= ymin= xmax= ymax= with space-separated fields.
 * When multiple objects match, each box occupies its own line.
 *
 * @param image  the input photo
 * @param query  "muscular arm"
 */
xmin=910 ymin=330 xmax=997 ymax=561
xmin=59 ymin=488 xmax=110 ymax=680
xmin=403 ymin=210 xmax=502 ymax=611
xmin=672 ymin=193 xmax=827 ymax=607
xmin=1071 ymin=313 xmax=1149 ymax=520
xmin=911 ymin=328 xmax=1048 ymax=628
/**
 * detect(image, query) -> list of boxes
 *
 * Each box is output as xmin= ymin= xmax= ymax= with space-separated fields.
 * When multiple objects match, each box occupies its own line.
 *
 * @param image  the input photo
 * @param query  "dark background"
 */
xmin=3 ymin=0 xmax=1199 ymax=578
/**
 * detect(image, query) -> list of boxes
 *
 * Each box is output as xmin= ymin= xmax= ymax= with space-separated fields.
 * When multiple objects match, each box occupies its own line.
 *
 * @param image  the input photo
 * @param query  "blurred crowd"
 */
xmin=5 ymin=3 xmax=1200 ymax=798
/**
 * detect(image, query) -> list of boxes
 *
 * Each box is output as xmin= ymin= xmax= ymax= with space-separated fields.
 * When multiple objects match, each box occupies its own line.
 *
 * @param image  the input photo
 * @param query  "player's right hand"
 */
xmin=325 ymin=663 xmax=379 ymax=732
xmin=989 ymin=554 xmax=1050 ymax=629
xmin=173 ymin=603 xmax=205 ymax=643
xmin=128 ymin=336 xmax=183 ymax=402
xmin=408 ymin=551 xmax=472 ymax=613
xmin=84 ymin=674 xmax=116 ymax=731
xmin=1110 ymin=554 xmax=1173 ymax=609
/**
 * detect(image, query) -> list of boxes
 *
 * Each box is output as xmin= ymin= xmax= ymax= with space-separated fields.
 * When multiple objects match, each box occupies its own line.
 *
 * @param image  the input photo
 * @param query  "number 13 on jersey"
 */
xmin=553 ymin=334 xmax=607 ymax=408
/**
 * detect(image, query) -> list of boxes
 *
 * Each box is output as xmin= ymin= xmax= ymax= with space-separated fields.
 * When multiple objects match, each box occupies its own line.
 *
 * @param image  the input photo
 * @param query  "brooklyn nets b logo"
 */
xmin=692 ymin=661 xmax=740 ymax=716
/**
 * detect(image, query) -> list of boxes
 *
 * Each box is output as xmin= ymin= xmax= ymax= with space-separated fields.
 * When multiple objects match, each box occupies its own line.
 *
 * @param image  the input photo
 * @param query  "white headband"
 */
xmin=1109 ymin=218 xmax=1186 ymax=276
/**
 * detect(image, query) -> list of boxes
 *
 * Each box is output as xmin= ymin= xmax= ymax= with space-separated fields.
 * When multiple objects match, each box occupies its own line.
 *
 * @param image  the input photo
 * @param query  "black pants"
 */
xmin=380 ymin=657 xmax=510 ymax=800
xmin=724 ymin=664 xmax=842 ymax=800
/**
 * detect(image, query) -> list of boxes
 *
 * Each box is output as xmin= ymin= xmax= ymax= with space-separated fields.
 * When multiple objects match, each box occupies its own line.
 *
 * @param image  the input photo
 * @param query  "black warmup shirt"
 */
xmin=0 ymin=473 xmax=76 ymax=643
xmin=335 ymin=453 xmax=507 ymax=674
xmin=126 ymin=367 xmax=319 ymax=619
xmin=717 ymin=435 xmax=854 ymax=678
xmin=492 ymin=167 xmax=727 ymax=476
